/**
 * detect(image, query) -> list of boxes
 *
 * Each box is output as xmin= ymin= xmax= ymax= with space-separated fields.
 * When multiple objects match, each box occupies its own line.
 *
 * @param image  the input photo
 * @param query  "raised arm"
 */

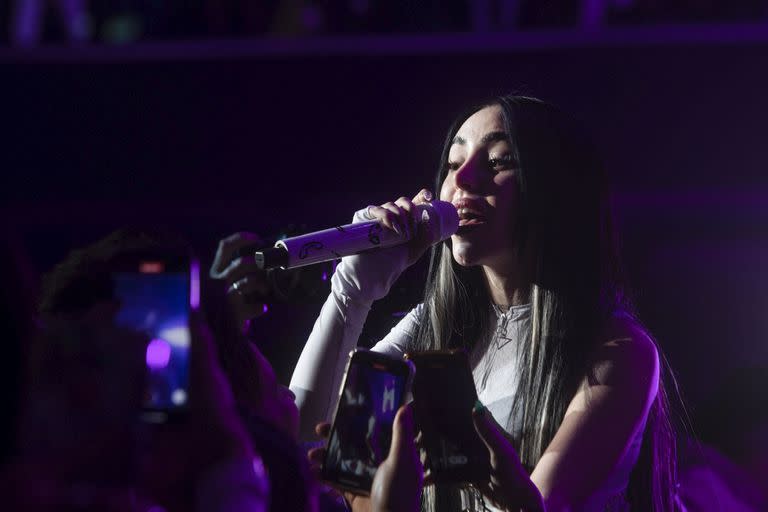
xmin=290 ymin=191 xmax=436 ymax=441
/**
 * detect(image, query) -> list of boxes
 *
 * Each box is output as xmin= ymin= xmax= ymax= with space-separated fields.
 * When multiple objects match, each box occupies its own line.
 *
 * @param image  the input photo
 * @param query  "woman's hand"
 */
xmin=336 ymin=189 xmax=436 ymax=302
xmin=308 ymin=404 xmax=423 ymax=512
xmin=472 ymin=404 xmax=545 ymax=512
xmin=362 ymin=188 xmax=436 ymax=268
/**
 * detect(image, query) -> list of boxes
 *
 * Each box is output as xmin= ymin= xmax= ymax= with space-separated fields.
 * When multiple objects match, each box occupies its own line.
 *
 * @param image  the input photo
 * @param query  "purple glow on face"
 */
xmin=190 ymin=259 xmax=200 ymax=310
xmin=262 ymin=303 xmax=269 ymax=314
xmin=146 ymin=338 xmax=171 ymax=369
xmin=321 ymin=271 xmax=328 ymax=281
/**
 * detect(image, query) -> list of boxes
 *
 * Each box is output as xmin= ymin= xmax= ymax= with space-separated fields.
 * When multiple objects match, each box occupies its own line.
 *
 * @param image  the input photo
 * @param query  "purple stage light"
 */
xmin=190 ymin=259 xmax=200 ymax=310
xmin=146 ymin=338 xmax=171 ymax=369
xmin=262 ymin=303 xmax=269 ymax=314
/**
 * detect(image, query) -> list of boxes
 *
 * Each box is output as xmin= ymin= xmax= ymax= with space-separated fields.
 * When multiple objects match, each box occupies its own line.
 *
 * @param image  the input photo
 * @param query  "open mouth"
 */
xmin=457 ymin=208 xmax=486 ymax=226
xmin=454 ymin=199 xmax=488 ymax=229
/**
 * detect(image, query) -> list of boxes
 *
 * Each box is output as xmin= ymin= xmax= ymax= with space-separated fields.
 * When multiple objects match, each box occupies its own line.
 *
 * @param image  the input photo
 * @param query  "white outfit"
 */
xmin=289 ymin=207 xmax=648 ymax=511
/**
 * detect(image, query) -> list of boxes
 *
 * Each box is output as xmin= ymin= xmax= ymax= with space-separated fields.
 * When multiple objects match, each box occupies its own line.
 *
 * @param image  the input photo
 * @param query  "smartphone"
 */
xmin=322 ymin=349 xmax=414 ymax=495
xmin=111 ymin=252 xmax=200 ymax=423
xmin=406 ymin=350 xmax=486 ymax=483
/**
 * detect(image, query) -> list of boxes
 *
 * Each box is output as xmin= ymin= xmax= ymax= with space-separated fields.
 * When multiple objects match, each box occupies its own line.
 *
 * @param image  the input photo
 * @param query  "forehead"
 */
xmin=454 ymin=105 xmax=505 ymax=142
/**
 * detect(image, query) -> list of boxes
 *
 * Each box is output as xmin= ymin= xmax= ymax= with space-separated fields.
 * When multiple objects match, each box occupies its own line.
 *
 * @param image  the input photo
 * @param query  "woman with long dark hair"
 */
xmin=285 ymin=94 xmax=678 ymax=511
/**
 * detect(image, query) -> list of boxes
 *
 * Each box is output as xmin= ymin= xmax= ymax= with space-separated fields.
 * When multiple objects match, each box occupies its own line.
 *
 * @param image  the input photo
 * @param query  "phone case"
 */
xmin=406 ymin=349 xmax=486 ymax=484
xmin=321 ymin=348 xmax=415 ymax=495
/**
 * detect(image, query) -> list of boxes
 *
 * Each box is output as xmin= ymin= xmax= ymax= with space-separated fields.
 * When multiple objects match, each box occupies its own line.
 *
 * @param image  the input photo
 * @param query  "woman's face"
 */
xmin=439 ymin=105 xmax=520 ymax=268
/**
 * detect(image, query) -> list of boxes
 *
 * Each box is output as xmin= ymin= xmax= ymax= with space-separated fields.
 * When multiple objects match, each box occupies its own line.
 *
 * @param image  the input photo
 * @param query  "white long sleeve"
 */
xmin=289 ymin=207 xmax=413 ymax=441
xmin=288 ymin=201 xmax=455 ymax=441
xmin=289 ymin=268 xmax=374 ymax=441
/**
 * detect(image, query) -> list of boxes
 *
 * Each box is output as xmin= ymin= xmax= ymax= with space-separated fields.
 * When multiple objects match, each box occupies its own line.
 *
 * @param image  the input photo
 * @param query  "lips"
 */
xmin=453 ymin=198 xmax=488 ymax=227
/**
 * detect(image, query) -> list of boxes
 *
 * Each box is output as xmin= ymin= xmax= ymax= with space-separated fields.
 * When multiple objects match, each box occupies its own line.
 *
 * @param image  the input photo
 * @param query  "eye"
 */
xmin=488 ymin=154 xmax=516 ymax=171
xmin=446 ymin=161 xmax=461 ymax=172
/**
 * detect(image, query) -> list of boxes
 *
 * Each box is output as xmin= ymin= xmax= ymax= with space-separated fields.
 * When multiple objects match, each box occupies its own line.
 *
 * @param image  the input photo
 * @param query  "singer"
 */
xmin=217 ymin=95 xmax=679 ymax=512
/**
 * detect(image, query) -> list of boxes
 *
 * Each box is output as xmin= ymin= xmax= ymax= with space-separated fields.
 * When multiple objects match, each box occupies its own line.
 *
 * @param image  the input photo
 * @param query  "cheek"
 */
xmin=439 ymin=177 xmax=453 ymax=201
xmin=494 ymin=177 xmax=519 ymax=219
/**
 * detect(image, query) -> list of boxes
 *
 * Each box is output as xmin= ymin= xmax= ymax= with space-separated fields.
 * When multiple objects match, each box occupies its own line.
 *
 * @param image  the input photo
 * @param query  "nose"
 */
xmin=454 ymin=152 xmax=483 ymax=192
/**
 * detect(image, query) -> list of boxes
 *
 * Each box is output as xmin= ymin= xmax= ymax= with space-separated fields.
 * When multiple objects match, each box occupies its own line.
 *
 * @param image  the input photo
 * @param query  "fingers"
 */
xmin=388 ymin=403 xmax=416 ymax=460
xmin=308 ymin=446 xmax=326 ymax=465
xmin=367 ymin=203 xmax=408 ymax=238
xmin=307 ymin=446 xmax=326 ymax=480
xmin=365 ymin=190 xmax=433 ymax=241
xmin=220 ymin=256 xmax=269 ymax=287
xmin=472 ymin=402 xmax=509 ymax=463
xmin=411 ymin=188 xmax=434 ymax=206
xmin=393 ymin=197 xmax=415 ymax=240
xmin=211 ymin=232 xmax=264 ymax=279
xmin=226 ymin=273 xmax=269 ymax=299
xmin=315 ymin=421 xmax=331 ymax=439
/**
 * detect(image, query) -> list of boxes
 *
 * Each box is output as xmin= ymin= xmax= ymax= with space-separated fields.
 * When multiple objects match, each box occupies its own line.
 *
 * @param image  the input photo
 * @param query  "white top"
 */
xmin=289 ymin=208 xmax=646 ymax=511
xmin=371 ymin=302 xmax=644 ymax=512
xmin=371 ymin=302 xmax=529 ymax=440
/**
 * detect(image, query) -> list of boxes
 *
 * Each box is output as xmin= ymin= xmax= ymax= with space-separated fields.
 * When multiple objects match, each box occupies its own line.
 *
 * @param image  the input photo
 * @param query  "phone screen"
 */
xmin=112 ymin=258 xmax=198 ymax=415
xmin=323 ymin=352 xmax=411 ymax=493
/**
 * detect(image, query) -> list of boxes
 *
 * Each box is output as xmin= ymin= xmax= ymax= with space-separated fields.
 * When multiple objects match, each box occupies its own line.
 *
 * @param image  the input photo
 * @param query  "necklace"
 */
xmin=493 ymin=304 xmax=516 ymax=349
xmin=477 ymin=304 xmax=530 ymax=393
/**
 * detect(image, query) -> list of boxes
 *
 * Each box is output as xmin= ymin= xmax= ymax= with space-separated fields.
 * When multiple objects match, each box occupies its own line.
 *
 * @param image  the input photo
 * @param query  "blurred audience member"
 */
xmin=207 ymin=257 xmax=316 ymax=512
xmin=5 ymin=227 xmax=422 ymax=511
xmin=8 ymin=228 xmax=268 ymax=511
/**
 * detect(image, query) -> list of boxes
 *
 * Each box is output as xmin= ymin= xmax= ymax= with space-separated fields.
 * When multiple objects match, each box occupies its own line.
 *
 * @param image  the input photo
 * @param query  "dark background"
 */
xmin=2 ymin=37 xmax=767 ymax=418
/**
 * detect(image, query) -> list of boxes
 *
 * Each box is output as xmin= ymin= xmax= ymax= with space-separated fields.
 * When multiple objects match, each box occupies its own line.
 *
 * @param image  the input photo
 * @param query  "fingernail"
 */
xmin=473 ymin=400 xmax=486 ymax=414
xmin=392 ymin=222 xmax=402 ymax=235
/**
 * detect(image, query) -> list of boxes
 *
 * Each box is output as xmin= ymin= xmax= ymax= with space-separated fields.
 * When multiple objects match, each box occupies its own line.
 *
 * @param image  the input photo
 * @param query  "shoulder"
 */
xmin=371 ymin=303 xmax=424 ymax=356
xmin=588 ymin=312 xmax=660 ymax=402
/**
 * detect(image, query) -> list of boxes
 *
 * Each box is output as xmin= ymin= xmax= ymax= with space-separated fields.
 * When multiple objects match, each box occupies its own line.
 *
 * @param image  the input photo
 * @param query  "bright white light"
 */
xmin=171 ymin=389 xmax=187 ymax=405
xmin=159 ymin=326 xmax=190 ymax=347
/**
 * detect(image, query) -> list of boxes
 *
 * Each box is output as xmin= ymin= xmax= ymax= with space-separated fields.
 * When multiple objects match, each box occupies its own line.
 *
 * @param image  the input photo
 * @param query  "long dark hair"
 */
xmin=414 ymin=95 xmax=677 ymax=510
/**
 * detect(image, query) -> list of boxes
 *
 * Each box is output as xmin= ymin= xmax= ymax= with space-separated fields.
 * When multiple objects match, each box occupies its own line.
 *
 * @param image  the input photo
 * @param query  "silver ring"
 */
xmin=231 ymin=279 xmax=242 ymax=291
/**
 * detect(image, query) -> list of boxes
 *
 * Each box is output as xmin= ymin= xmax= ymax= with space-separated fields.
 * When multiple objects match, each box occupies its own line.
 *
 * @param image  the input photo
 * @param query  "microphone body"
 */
xmin=254 ymin=201 xmax=459 ymax=270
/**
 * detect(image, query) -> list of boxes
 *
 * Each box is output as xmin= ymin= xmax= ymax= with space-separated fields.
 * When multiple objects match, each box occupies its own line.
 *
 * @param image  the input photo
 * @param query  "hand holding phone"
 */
xmin=111 ymin=252 xmax=199 ymax=422
xmin=321 ymin=349 xmax=414 ymax=495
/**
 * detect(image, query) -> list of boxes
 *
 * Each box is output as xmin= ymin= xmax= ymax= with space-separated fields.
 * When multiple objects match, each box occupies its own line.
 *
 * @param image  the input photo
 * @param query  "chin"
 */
xmin=451 ymin=240 xmax=483 ymax=267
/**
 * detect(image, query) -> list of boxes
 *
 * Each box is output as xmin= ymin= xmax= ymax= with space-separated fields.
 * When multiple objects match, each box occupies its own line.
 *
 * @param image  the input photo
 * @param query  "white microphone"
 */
xmin=254 ymin=201 xmax=459 ymax=270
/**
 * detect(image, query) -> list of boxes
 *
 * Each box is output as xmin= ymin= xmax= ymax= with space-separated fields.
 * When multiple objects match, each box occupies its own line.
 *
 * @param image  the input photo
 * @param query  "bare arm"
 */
xmin=530 ymin=318 xmax=660 ymax=510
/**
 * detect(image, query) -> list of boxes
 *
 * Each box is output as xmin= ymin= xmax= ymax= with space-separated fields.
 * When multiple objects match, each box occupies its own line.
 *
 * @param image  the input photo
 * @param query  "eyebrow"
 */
xmin=451 ymin=131 xmax=510 ymax=146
